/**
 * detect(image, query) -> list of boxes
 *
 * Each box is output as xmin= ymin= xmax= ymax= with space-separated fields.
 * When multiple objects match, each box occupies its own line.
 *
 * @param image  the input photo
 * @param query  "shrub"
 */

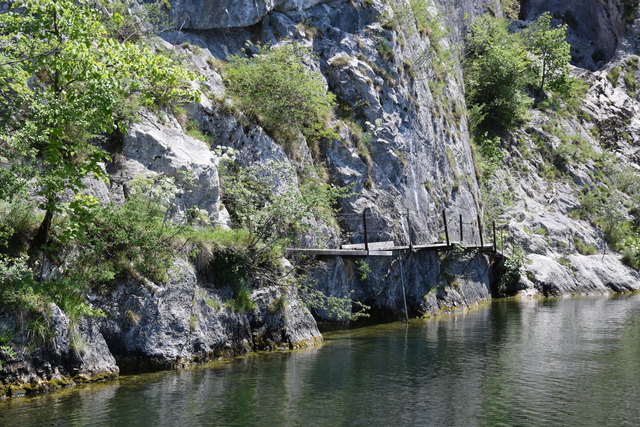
xmin=573 ymin=237 xmax=598 ymax=255
xmin=220 ymin=161 xmax=348 ymax=249
xmin=224 ymin=43 xmax=337 ymax=147
xmin=64 ymin=175 xmax=181 ymax=286
xmin=465 ymin=15 xmax=531 ymax=135
xmin=608 ymin=66 xmax=622 ymax=86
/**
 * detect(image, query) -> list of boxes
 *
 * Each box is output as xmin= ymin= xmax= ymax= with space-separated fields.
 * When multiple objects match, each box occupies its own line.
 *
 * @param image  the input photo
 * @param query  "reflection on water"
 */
xmin=2 ymin=295 xmax=640 ymax=426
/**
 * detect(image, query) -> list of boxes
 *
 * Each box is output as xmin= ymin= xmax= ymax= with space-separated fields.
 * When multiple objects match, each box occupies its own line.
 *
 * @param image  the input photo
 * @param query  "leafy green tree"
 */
xmin=0 ymin=0 xmax=197 ymax=252
xmin=224 ymin=43 xmax=337 ymax=147
xmin=523 ymin=12 xmax=571 ymax=95
xmin=464 ymin=16 xmax=531 ymax=135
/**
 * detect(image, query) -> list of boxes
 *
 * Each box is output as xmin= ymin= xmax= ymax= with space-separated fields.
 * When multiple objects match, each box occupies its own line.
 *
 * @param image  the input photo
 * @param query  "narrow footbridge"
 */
xmin=288 ymin=210 xmax=503 ymax=258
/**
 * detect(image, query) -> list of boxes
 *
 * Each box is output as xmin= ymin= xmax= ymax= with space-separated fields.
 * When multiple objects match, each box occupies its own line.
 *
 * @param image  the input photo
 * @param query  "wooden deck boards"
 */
xmin=287 ymin=243 xmax=497 ymax=257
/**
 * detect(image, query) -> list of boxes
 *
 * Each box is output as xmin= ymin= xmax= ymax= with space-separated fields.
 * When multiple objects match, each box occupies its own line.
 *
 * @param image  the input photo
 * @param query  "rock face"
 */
xmin=0 ymin=306 xmax=118 ymax=397
xmin=163 ymin=0 xmax=504 ymax=320
xmin=169 ymin=0 xmax=329 ymax=30
xmin=516 ymin=254 xmax=640 ymax=296
xmin=162 ymin=0 xmax=640 ymax=312
xmin=493 ymin=60 xmax=640 ymax=297
xmin=96 ymin=259 xmax=321 ymax=371
xmin=311 ymin=250 xmax=493 ymax=320
xmin=115 ymin=117 xmax=228 ymax=225
xmin=519 ymin=0 xmax=628 ymax=70
xmin=0 ymin=259 xmax=321 ymax=397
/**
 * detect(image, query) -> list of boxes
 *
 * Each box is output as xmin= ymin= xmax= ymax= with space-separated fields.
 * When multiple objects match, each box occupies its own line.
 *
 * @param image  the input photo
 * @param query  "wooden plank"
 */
xmin=287 ymin=249 xmax=369 ymax=256
xmin=288 ymin=243 xmax=496 ymax=258
xmin=368 ymin=251 xmax=393 ymax=257
xmin=286 ymin=248 xmax=393 ymax=257
xmin=342 ymin=241 xmax=395 ymax=250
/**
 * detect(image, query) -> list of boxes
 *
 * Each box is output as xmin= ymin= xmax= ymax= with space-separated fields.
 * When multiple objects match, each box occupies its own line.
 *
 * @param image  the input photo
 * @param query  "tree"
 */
xmin=523 ymin=12 xmax=571 ymax=95
xmin=0 ymin=0 xmax=197 ymax=255
xmin=464 ymin=16 xmax=531 ymax=135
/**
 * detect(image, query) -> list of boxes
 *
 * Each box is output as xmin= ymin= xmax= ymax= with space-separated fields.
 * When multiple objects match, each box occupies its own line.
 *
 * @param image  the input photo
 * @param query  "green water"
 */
xmin=2 ymin=295 xmax=640 ymax=426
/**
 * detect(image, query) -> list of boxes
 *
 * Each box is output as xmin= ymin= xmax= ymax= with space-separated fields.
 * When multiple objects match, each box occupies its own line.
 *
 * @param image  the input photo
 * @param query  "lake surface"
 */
xmin=2 ymin=295 xmax=640 ymax=426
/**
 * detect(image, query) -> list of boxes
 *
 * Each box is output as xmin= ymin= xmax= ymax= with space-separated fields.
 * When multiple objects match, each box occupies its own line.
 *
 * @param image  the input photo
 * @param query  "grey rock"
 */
xmin=97 ymin=259 xmax=321 ymax=369
xmin=120 ymin=117 xmax=226 ymax=225
xmin=168 ymin=0 xmax=329 ymax=30
xmin=0 ymin=304 xmax=118 ymax=398
xmin=521 ymin=254 xmax=640 ymax=296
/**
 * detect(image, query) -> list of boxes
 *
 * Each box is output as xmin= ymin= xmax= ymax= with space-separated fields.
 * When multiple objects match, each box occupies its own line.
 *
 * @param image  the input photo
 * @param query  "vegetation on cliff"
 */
xmin=224 ymin=43 xmax=337 ymax=149
xmin=0 ymin=0 xmax=360 ymax=356
xmin=465 ymin=12 xmax=577 ymax=137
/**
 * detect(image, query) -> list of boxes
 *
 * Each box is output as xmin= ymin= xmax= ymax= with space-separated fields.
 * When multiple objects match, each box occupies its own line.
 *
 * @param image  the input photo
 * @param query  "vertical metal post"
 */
xmin=443 ymin=210 xmax=450 ymax=247
xmin=363 ymin=211 xmax=369 ymax=252
xmin=477 ymin=213 xmax=484 ymax=248
xmin=459 ymin=213 xmax=463 ymax=244
xmin=407 ymin=208 xmax=413 ymax=250
xmin=398 ymin=253 xmax=409 ymax=323
xmin=492 ymin=221 xmax=497 ymax=252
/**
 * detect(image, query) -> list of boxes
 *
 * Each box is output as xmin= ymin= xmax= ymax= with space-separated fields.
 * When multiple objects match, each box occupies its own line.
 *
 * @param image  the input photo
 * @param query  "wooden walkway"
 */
xmin=288 ymin=210 xmax=502 ymax=258
xmin=287 ymin=243 xmax=497 ymax=257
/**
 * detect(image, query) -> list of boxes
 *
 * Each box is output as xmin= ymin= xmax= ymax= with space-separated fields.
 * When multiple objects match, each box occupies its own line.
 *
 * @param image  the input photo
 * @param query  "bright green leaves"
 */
xmin=465 ymin=15 xmax=531 ymax=136
xmin=224 ymin=43 xmax=337 ymax=148
xmin=0 ymin=0 xmax=197 ymax=234
xmin=464 ymin=12 xmax=575 ymax=136
xmin=522 ymin=12 xmax=572 ymax=94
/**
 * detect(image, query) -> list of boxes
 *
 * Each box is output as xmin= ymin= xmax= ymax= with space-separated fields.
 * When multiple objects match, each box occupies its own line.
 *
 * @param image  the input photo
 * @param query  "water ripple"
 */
xmin=2 ymin=295 xmax=640 ymax=426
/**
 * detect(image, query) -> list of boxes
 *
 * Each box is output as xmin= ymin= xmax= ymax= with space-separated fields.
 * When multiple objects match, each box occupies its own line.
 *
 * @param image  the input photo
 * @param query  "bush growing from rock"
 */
xmin=224 ymin=43 xmax=337 ymax=148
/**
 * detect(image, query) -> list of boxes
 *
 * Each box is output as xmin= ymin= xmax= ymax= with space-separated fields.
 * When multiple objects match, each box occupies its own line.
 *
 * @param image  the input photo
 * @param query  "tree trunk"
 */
xmin=32 ymin=207 xmax=54 ymax=279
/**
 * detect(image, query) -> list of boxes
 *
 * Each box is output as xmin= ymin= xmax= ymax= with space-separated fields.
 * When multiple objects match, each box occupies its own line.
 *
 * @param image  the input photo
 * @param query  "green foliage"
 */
xmin=474 ymin=134 xmax=504 ymax=183
xmin=223 ymin=43 xmax=337 ymax=147
xmin=465 ymin=15 xmax=530 ymax=135
xmin=221 ymin=161 xmax=348 ymax=250
xmin=0 ymin=255 xmax=41 ymax=310
xmin=571 ymin=153 xmax=640 ymax=269
xmin=0 ymin=255 xmax=55 ymax=346
xmin=500 ymin=0 xmax=520 ymax=19
xmin=522 ymin=12 xmax=571 ymax=96
xmin=0 ymin=172 xmax=187 ymax=336
xmin=185 ymin=120 xmax=210 ymax=143
xmin=0 ymin=0 xmax=198 ymax=249
xmin=0 ymin=345 xmax=16 ymax=360
xmin=64 ymin=175 xmax=181 ymax=286
xmin=608 ymin=66 xmax=623 ymax=86
xmin=219 ymin=160 xmax=364 ymax=320
xmin=495 ymin=247 xmax=525 ymax=296
xmin=552 ymin=77 xmax=589 ymax=113
xmin=225 ymin=287 xmax=256 ymax=312
xmin=298 ymin=283 xmax=369 ymax=322
xmin=102 ymin=1 xmax=172 ymax=43
xmin=624 ymin=65 xmax=638 ymax=97
xmin=465 ymin=13 xmax=577 ymax=135
xmin=355 ymin=259 xmax=372 ymax=281
xmin=0 ymin=174 xmax=38 ymax=255
xmin=573 ymin=237 xmax=598 ymax=255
